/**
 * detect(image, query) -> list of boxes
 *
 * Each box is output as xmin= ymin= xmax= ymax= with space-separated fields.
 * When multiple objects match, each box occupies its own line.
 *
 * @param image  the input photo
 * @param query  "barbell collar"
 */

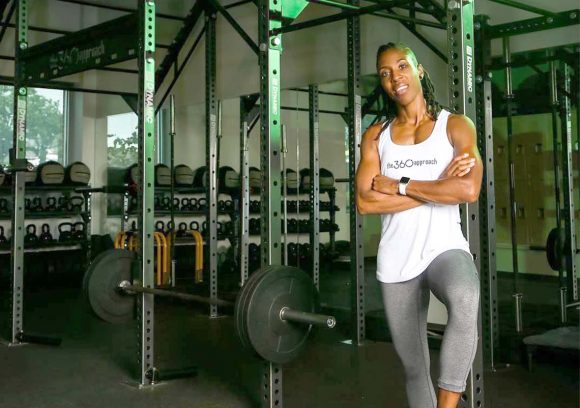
xmin=279 ymin=306 xmax=336 ymax=329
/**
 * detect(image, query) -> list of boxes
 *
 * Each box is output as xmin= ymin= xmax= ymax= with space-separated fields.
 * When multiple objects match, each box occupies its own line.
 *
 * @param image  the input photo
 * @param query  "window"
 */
xmin=0 ymin=85 xmax=66 ymax=166
xmin=107 ymin=112 xmax=138 ymax=167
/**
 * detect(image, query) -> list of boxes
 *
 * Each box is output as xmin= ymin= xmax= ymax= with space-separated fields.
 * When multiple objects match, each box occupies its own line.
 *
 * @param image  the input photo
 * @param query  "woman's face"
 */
xmin=377 ymin=47 xmax=424 ymax=106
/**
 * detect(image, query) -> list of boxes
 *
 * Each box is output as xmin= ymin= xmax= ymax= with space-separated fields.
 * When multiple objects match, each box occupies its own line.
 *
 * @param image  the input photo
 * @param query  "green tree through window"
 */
xmin=107 ymin=112 xmax=138 ymax=167
xmin=0 ymin=85 xmax=65 ymax=166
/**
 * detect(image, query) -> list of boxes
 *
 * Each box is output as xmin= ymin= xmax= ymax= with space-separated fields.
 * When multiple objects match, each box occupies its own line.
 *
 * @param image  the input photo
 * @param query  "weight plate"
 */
xmin=84 ymin=249 xmax=136 ymax=324
xmin=241 ymin=267 xmax=278 ymax=350
xmin=246 ymin=266 xmax=316 ymax=364
xmin=235 ymin=266 xmax=271 ymax=351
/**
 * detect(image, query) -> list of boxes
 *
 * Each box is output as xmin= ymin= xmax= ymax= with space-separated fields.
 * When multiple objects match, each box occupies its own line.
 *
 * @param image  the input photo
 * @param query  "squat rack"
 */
xmin=257 ymin=0 xmax=486 ymax=406
xmin=474 ymin=8 xmax=579 ymax=372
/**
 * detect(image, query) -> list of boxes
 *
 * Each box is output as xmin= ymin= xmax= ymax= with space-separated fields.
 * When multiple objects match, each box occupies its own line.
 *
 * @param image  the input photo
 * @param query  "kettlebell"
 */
xmin=25 ymin=224 xmax=38 ymax=245
xmin=218 ymin=200 xmax=226 ymax=213
xmin=69 ymin=196 xmax=84 ymax=212
xmin=166 ymin=220 xmax=175 ymax=232
xmin=39 ymin=223 xmax=53 ymax=243
xmin=224 ymin=200 xmax=233 ymax=212
xmin=45 ymin=197 xmax=58 ymax=211
xmin=173 ymin=197 xmax=180 ymax=210
xmin=58 ymin=196 xmax=69 ymax=211
xmin=32 ymin=197 xmax=42 ymax=212
xmin=25 ymin=198 xmax=32 ymax=212
xmin=58 ymin=222 xmax=73 ymax=242
xmin=73 ymin=222 xmax=85 ymax=241
xmin=155 ymin=220 xmax=165 ymax=232
xmin=0 ymin=198 xmax=9 ymax=213
xmin=189 ymin=198 xmax=199 ymax=210
xmin=197 ymin=197 xmax=207 ymax=210
xmin=154 ymin=196 xmax=162 ymax=210
xmin=0 ymin=226 xmax=7 ymax=245
xmin=181 ymin=198 xmax=191 ymax=211
xmin=161 ymin=196 xmax=171 ymax=210
xmin=176 ymin=222 xmax=188 ymax=238
xmin=189 ymin=221 xmax=199 ymax=231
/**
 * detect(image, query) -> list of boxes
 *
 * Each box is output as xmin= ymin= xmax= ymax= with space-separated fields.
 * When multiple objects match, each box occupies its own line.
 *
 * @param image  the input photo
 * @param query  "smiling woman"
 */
xmin=355 ymin=42 xmax=483 ymax=408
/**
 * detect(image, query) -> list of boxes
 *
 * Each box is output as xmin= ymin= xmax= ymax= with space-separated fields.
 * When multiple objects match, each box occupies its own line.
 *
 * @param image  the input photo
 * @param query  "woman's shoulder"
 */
xmin=446 ymin=112 xmax=475 ymax=129
xmin=363 ymin=122 xmax=387 ymax=142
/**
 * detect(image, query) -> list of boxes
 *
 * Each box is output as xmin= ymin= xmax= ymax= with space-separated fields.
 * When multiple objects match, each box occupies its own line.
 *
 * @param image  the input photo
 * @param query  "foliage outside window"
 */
xmin=0 ymin=85 xmax=66 ymax=166
xmin=107 ymin=112 xmax=138 ymax=167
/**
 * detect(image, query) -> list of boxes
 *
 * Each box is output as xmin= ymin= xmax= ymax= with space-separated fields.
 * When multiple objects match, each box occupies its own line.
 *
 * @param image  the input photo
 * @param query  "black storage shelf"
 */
xmin=249 ymin=230 xmax=338 ymax=236
xmin=0 ymin=210 xmax=86 ymax=220
xmin=174 ymin=233 xmax=233 ymax=243
xmin=127 ymin=210 xmax=234 ymax=217
xmin=108 ymin=185 xmax=238 ymax=196
xmin=251 ymin=187 xmax=336 ymax=195
xmin=0 ymin=240 xmax=86 ymax=254
xmin=249 ymin=206 xmax=339 ymax=215
xmin=0 ymin=185 xmax=86 ymax=194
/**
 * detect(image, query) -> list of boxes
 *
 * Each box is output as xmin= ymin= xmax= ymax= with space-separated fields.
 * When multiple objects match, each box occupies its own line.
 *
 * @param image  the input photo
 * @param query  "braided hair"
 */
xmin=375 ymin=42 xmax=441 ymax=132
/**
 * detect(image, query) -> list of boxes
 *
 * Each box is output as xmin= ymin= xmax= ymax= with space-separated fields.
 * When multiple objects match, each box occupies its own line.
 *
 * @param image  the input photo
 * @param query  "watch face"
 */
xmin=401 ymin=177 xmax=410 ymax=184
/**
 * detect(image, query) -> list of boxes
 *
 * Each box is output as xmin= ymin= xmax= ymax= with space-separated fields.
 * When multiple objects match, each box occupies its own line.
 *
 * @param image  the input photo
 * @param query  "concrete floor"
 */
xmin=0 ymin=263 xmax=578 ymax=408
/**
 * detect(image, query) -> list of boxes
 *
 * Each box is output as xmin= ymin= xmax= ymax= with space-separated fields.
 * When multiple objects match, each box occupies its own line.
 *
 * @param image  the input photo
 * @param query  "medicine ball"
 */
xmin=219 ymin=166 xmax=240 ymax=190
xmin=0 ymin=165 xmax=8 ymax=187
xmin=193 ymin=166 xmax=207 ymax=188
xmin=282 ymin=169 xmax=299 ymax=190
xmin=320 ymin=168 xmax=335 ymax=190
xmin=174 ymin=164 xmax=194 ymax=186
xmin=249 ymin=167 xmax=261 ymax=189
xmin=299 ymin=168 xmax=311 ymax=190
xmin=126 ymin=163 xmax=139 ymax=185
xmin=24 ymin=166 xmax=38 ymax=184
xmin=37 ymin=161 xmax=65 ymax=185
xmin=65 ymin=161 xmax=91 ymax=185
xmin=155 ymin=164 xmax=171 ymax=186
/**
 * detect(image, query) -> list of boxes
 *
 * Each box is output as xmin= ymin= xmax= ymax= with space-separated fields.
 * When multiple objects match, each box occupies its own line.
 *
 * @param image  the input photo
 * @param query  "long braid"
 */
xmin=375 ymin=42 xmax=442 ymax=134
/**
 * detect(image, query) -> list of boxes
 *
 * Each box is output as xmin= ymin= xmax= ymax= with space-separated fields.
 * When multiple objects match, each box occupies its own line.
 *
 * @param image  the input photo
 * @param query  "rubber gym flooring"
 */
xmin=0 ymin=261 xmax=577 ymax=408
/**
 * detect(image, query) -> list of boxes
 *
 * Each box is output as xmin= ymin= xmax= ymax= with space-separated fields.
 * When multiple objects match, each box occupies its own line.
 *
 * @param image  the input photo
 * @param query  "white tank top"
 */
xmin=376 ymin=109 xmax=471 ymax=283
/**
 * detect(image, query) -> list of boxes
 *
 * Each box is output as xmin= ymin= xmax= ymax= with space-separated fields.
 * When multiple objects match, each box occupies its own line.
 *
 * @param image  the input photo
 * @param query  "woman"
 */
xmin=355 ymin=42 xmax=483 ymax=408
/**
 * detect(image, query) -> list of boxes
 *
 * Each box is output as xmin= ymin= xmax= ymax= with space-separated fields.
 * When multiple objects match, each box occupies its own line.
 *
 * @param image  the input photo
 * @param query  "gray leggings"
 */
xmin=380 ymin=249 xmax=480 ymax=408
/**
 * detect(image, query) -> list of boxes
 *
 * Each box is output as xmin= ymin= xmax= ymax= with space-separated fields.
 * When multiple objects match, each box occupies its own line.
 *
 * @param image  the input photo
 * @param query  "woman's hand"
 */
xmin=440 ymin=153 xmax=476 ymax=178
xmin=372 ymin=175 xmax=399 ymax=195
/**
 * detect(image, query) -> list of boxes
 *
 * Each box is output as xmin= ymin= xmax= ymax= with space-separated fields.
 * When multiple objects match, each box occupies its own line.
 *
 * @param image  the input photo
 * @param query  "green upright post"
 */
xmin=559 ymin=61 xmax=578 ymax=303
xmin=474 ymin=15 xmax=499 ymax=371
xmin=136 ymin=0 xmax=156 ymax=386
xmin=347 ymin=0 xmax=365 ymax=345
xmin=8 ymin=0 xmax=29 ymax=345
xmin=447 ymin=1 xmax=485 ymax=407
xmin=205 ymin=8 xmax=219 ymax=318
xmin=258 ymin=0 xmax=283 ymax=404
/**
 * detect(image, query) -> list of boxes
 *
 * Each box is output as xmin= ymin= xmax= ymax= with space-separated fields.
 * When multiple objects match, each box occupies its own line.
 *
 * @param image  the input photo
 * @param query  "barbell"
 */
xmin=83 ymin=249 xmax=336 ymax=364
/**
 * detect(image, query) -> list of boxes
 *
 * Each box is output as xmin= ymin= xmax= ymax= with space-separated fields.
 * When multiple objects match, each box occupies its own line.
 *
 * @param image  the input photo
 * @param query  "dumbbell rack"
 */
xmin=0 ymin=185 xmax=92 ymax=271
xmin=246 ymin=186 xmax=339 ymax=273
xmin=115 ymin=185 xmax=237 ymax=284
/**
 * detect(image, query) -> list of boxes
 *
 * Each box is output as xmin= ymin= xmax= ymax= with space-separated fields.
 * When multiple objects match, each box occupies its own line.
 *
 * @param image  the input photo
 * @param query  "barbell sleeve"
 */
xmin=279 ymin=307 xmax=336 ymax=329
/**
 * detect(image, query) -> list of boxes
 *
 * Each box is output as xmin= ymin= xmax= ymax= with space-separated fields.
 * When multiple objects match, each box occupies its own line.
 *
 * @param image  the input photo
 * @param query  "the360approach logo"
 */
xmin=386 ymin=158 xmax=438 ymax=170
